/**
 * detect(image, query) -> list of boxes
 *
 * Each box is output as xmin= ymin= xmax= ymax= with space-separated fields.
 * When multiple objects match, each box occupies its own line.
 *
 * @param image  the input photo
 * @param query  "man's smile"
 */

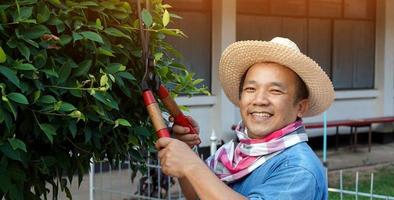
xmin=249 ymin=111 xmax=273 ymax=121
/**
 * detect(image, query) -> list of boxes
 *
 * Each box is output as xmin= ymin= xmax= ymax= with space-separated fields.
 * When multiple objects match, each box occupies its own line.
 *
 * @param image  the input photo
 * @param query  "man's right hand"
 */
xmin=170 ymin=116 xmax=201 ymax=147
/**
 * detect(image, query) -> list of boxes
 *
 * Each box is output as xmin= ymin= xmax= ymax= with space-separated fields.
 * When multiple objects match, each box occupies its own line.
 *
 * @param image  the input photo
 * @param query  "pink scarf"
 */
xmin=206 ymin=120 xmax=308 ymax=182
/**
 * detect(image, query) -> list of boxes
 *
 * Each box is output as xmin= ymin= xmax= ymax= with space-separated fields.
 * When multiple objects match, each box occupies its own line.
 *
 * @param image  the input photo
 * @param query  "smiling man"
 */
xmin=156 ymin=37 xmax=335 ymax=200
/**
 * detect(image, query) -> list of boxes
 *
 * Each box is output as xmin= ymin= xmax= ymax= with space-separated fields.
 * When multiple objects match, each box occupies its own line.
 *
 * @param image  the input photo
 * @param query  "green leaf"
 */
xmin=162 ymin=10 xmax=170 ymax=27
xmin=57 ymin=63 xmax=71 ymax=84
xmin=18 ymin=7 xmax=33 ymax=20
xmin=97 ymin=47 xmax=114 ymax=57
xmin=117 ymin=71 xmax=135 ymax=81
xmin=7 ymin=92 xmax=29 ymax=104
xmin=37 ymin=95 xmax=56 ymax=104
xmin=33 ymin=90 xmax=41 ymax=103
xmin=72 ymin=32 xmax=83 ymax=42
xmin=8 ymin=138 xmax=27 ymax=152
xmin=100 ymin=74 xmax=108 ymax=87
xmin=95 ymin=18 xmax=103 ymax=30
xmin=106 ymin=63 xmax=126 ymax=74
xmin=48 ymin=0 xmax=61 ymax=6
xmin=59 ymin=102 xmax=76 ymax=112
xmin=2 ymin=97 xmax=17 ymax=120
xmin=1 ymin=106 xmax=12 ymax=131
xmin=192 ymin=79 xmax=204 ymax=85
xmin=23 ymin=25 xmax=50 ymax=39
xmin=112 ymin=12 xmax=128 ymax=20
xmin=59 ymin=34 xmax=72 ymax=46
xmin=39 ymin=123 xmax=57 ymax=143
xmin=0 ymin=65 xmax=21 ymax=88
xmin=141 ymin=9 xmax=153 ymax=27
xmin=22 ymin=37 xmax=39 ymax=48
xmin=48 ymin=18 xmax=65 ymax=33
xmin=104 ymin=27 xmax=130 ymax=39
xmin=0 ymin=107 xmax=4 ymax=123
xmin=0 ymin=46 xmax=6 ymax=63
xmin=134 ymin=126 xmax=150 ymax=137
xmin=14 ymin=63 xmax=36 ymax=71
xmin=0 ymin=143 xmax=21 ymax=161
xmin=37 ymin=2 xmax=50 ymax=23
xmin=68 ymin=110 xmax=85 ymax=121
xmin=16 ymin=42 xmax=30 ymax=60
xmin=41 ymin=68 xmax=58 ymax=77
xmin=80 ymin=31 xmax=104 ymax=44
xmin=34 ymin=51 xmax=47 ymax=68
xmin=73 ymin=59 xmax=92 ymax=77
xmin=92 ymin=92 xmax=119 ymax=110
xmin=68 ymin=121 xmax=77 ymax=138
xmin=154 ymin=52 xmax=163 ymax=61
xmin=114 ymin=118 xmax=131 ymax=128
xmin=0 ymin=164 xmax=12 ymax=193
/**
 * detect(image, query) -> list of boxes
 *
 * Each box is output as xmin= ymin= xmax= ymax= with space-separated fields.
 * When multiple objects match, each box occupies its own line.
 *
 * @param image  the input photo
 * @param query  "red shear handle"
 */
xmin=157 ymin=85 xmax=197 ymax=135
xmin=143 ymin=90 xmax=170 ymax=138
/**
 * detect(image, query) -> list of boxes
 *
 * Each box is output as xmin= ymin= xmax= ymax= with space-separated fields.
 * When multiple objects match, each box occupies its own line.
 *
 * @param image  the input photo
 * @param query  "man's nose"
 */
xmin=252 ymin=90 xmax=270 ymax=106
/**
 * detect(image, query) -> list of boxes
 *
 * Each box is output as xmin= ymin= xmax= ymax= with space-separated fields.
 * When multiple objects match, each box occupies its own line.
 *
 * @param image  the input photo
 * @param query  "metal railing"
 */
xmin=328 ymin=169 xmax=394 ymax=200
xmin=88 ymin=131 xmax=394 ymax=200
xmin=89 ymin=156 xmax=185 ymax=200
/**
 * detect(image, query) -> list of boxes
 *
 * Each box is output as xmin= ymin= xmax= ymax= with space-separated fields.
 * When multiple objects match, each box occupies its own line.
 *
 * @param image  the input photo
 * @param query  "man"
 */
xmin=155 ymin=37 xmax=335 ymax=199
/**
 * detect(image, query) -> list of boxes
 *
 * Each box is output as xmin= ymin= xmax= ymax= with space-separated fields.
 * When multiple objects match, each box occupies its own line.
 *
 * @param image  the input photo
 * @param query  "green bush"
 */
xmin=0 ymin=0 xmax=207 ymax=199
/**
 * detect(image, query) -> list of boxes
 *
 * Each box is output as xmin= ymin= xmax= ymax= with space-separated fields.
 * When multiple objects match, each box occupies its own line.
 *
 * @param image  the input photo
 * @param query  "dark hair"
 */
xmin=238 ymin=65 xmax=309 ymax=104
xmin=294 ymin=74 xmax=309 ymax=104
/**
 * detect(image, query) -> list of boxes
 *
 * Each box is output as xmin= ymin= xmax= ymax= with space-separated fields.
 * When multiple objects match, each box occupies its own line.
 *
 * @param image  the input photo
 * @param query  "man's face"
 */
xmin=239 ymin=62 xmax=308 ymax=139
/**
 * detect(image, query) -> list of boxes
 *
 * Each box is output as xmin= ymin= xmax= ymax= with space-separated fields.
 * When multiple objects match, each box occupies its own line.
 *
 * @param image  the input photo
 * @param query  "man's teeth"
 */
xmin=251 ymin=112 xmax=271 ymax=117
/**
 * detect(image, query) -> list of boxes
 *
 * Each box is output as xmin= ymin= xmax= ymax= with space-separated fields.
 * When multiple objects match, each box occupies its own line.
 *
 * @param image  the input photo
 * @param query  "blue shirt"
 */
xmin=229 ymin=142 xmax=327 ymax=200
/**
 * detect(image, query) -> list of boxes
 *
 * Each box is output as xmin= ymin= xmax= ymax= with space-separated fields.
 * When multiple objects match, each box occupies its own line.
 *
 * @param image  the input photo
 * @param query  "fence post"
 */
xmin=370 ymin=173 xmax=374 ymax=200
xmin=356 ymin=171 xmax=359 ymax=200
xmin=210 ymin=129 xmax=217 ymax=156
xmin=340 ymin=170 xmax=343 ymax=200
xmin=89 ymin=157 xmax=95 ymax=200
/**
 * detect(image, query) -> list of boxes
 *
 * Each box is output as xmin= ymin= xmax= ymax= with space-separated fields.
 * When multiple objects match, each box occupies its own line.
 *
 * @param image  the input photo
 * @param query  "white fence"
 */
xmin=88 ymin=133 xmax=394 ymax=200
xmin=88 ymin=159 xmax=394 ymax=200
xmin=89 ymin=156 xmax=185 ymax=200
xmin=328 ymin=170 xmax=394 ymax=200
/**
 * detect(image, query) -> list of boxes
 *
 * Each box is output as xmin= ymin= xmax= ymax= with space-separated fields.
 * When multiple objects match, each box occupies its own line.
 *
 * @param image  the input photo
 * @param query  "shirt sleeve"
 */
xmin=246 ymin=165 xmax=321 ymax=200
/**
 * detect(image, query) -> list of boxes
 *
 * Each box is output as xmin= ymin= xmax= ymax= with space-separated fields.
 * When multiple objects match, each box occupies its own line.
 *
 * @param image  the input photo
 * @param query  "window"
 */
xmin=165 ymin=0 xmax=212 ymax=91
xmin=237 ymin=0 xmax=376 ymax=90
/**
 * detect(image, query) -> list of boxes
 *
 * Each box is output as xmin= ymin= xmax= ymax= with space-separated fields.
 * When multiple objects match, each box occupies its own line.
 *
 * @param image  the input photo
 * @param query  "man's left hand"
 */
xmin=156 ymin=137 xmax=203 ymax=178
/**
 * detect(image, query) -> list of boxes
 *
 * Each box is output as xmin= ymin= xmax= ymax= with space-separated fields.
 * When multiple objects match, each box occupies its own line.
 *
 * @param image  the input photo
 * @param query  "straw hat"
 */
xmin=219 ymin=37 xmax=335 ymax=117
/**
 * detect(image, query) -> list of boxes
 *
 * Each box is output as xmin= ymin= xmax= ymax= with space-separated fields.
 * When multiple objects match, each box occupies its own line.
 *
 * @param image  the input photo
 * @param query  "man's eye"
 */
xmin=271 ymin=89 xmax=283 ymax=94
xmin=244 ymin=87 xmax=255 ymax=92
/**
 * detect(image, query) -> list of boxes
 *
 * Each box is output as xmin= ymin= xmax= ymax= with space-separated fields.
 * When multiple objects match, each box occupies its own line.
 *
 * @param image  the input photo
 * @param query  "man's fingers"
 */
xmin=155 ymin=137 xmax=172 ymax=149
xmin=186 ymin=116 xmax=198 ymax=127
xmin=158 ymin=148 xmax=166 ymax=161
xmin=176 ymin=133 xmax=199 ymax=142
xmin=172 ymin=124 xmax=190 ymax=135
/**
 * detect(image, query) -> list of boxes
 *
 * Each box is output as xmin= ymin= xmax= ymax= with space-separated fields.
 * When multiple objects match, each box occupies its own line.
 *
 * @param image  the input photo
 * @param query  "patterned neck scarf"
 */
xmin=206 ymin=120 xmax=308 ymax=183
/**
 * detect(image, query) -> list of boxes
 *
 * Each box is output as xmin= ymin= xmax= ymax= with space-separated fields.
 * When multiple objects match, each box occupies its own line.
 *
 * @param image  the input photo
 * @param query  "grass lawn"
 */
xmin=328 ymin=163 xmax=394 ymax=200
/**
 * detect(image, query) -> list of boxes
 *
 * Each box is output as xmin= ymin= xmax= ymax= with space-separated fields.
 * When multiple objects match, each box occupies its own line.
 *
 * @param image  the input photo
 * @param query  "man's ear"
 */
xmin=296 ymin=99 xmax=309 ymax=118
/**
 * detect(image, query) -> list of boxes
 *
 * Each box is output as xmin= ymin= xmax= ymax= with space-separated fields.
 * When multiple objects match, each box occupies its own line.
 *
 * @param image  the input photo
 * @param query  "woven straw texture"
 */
xmin=218 ymin=39 xmax=335 ymax=117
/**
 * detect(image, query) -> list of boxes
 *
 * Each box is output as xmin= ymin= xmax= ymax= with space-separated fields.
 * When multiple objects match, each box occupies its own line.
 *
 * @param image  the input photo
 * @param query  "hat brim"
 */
xmin=219 ymin=40 xmax=335 ymax=117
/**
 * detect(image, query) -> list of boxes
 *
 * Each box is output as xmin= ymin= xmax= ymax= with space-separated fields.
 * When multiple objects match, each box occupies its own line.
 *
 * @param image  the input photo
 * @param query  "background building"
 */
xmin=167 ymin=0 xmax=394 ymax=146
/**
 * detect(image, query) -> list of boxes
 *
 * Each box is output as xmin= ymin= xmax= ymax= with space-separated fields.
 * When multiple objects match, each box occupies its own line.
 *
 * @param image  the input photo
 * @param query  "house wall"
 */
xmin=175 ymin=0 xmax=394 ymax=146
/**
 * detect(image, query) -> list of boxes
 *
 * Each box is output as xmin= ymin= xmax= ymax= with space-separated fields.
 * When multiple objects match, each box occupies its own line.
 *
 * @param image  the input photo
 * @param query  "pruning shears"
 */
xmin=137 ymin=0 xmax=198 ymax=139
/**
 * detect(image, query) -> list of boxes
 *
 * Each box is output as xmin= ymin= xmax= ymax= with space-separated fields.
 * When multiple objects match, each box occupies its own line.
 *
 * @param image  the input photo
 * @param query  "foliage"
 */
xmin=0 ymin=0 xmax=208 ymax=199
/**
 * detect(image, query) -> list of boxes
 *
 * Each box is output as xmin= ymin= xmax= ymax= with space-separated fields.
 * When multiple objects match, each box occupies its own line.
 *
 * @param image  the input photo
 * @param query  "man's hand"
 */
xmin=170 ymin=116 xmax=201 ymax=147
xmin=156 ymin=137 xmax=204 ymax=178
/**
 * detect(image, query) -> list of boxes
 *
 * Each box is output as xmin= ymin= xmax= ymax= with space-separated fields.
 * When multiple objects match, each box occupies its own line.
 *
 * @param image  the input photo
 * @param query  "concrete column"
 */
xmin=376 ymin=0 xmax=394 ymax=116
xmin=211 ymin=0 xmax=238 ymax=142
